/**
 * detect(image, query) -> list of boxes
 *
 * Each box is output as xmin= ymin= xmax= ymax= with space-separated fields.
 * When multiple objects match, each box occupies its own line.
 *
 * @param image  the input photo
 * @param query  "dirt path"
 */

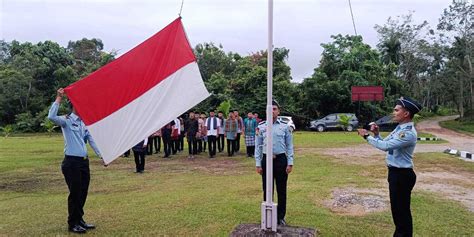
xmin=416 ymin=115 xmax=474 ymax=152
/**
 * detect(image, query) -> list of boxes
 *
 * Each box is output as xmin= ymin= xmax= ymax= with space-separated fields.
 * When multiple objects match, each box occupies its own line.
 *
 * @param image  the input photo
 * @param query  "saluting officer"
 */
xmin=255 ymin=100 xmax=294 ymax=226
xmin=358 ymin=97 xmax=422 ymax=237
xmin=48 ymin=88 xmax=104 ymax=234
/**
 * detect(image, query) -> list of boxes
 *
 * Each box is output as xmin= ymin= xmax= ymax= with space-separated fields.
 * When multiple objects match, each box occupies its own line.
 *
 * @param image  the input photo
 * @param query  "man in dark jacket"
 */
xmin=185 ymin=112 xmax=199 ymax=159
xmin=161 ymin=121 xmax=175 ymax=158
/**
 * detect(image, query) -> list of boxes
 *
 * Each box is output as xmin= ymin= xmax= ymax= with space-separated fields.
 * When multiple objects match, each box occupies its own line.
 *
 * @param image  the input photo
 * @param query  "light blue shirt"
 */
xmin=255 ymin=120 xmax=294 ymax=167
xmin=367 ymin=122 xmax=417 ymax=168
xmin=48 ymin=102 xmax=101 ymax=158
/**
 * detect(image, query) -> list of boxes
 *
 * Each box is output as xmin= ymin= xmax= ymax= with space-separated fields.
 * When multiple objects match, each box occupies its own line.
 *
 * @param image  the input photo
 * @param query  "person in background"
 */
xmin=205 ymin=110 xmax=220 ymax=158
xmin=200 ymin=113 xmax=208 ymax=153
xmin=217 ymin=111 xmax=225 ymax=153
xmin=225 ymin=112 xmax=238 ymax=157
xmin=185 ymin=111 xmax=199 ymax=159
xmin=179 ymin=116 xmax=185 ymax=152
xmin=171 ymin=117 xmax=181 ymax=155
xmin=243 ymin=112 xmax=258 ymax=158
xmin=147 ymin=134 xmax=155 ymax=155
xmin=234 ymin=110 xmax=244 ymax=152
xmin=132 ymin=138 xmax=148 ymax=173
xmin=254 ymin=112 xmax=262 ymax=123
xmin=152 ymin=129 xmax=161 ymax=154
xmin=196 ymin=112 xmax=203 ymax=153
xmin=161 ymin=121 xmax=174 ymax=158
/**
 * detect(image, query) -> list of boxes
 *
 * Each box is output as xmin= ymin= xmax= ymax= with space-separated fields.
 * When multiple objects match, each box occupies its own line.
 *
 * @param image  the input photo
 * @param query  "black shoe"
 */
xmin=79 ymin=220 xmax=95 ymax=229
xmin=278 ymin=219 xmax=287 ymax=226
xmin=69 ymin=224 xmax=87 ymax=233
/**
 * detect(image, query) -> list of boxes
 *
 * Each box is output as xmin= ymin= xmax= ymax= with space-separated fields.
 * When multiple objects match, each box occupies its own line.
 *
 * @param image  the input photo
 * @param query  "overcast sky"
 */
xmin=1 ymin=0 xmax=452 ymax=82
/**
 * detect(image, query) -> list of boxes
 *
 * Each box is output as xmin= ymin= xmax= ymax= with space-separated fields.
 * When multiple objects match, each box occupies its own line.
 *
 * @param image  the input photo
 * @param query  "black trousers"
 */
xmin=179 ymin=134 xmax=184 ymax=151
xmin=388 ymin=167 xmax=416 ymax=237
xmin=227 ymin=139 xmax=236 ymax=156
xmin=154 ymin=136 xmax=161 ymax=153
xmin=208 ymin=135 xmax=217 ymax=157
xmin=162 ymin=137 xmax=172 ymax=157
xmin=147 ymin=137 xmax=154 ymax=155
xmin=217 ymin=134 xmax=225 ymax=152
xmin=246 ymin=146 xmax=255 ymax=157
xmin=172 ymin=138 xmax=179 ymax=154
xmin=197 ymin=139 xmax=203 ymax=153
xmin=123 ymin=149 xmax=130 ymax=157
xmin=133 ymin=150 xmax=145 ymax=172
xmin=261 ymin=154 xmax=288 ymax=221
xmin=235 ymin=133 xmax=241 ymax=151
xmin=61 ymin=156 xmax=90 ymax=227
xmin=187 ymin=135 xmax=197 ymax=155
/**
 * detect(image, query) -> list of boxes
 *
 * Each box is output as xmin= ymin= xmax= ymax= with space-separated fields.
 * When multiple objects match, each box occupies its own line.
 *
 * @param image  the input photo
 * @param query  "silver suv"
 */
xmin=309 ymin=113 xmax=359 ymax=132
xmin=277 ymin=116 xmax=296 ymax=132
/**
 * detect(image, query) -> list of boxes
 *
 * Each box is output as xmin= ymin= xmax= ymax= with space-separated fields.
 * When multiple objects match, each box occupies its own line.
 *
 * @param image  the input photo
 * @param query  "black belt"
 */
xmin=388 ymin=166 xmax=412 ymax=171
xmin=263 ymin=153 xmax=286 ymax=159
xmin=65 ymin=155 xmax=88 ymax=160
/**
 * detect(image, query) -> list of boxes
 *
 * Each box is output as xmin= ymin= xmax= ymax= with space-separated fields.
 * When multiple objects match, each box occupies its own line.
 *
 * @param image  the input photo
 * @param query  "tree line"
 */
xmin=0 ymin=1 xmax=472 ymax=133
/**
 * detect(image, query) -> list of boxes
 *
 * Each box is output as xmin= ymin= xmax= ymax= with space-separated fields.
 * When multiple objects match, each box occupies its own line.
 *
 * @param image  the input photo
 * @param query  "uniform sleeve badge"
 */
xmin=399 ymin=132 xmax=406 ymax=138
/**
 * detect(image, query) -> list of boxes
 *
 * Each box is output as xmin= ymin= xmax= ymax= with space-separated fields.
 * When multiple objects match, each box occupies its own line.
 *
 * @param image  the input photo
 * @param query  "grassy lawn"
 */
xmin=0 ymin=132 xmax=472 ymax=236
xmin=440 ymin=119 xmax=474 ymax=137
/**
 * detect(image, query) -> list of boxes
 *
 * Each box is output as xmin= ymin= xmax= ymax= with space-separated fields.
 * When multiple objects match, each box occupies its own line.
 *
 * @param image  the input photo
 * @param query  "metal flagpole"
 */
xmin=261 ymin=0 xmax=277 ymax=232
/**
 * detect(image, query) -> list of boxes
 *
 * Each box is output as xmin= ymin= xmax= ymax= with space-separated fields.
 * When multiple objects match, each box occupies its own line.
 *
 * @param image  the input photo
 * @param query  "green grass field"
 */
xmin=440 ymin=119 xmax=474 ymax=136
xmin=0 ymin=132 xmax=472 ymax=236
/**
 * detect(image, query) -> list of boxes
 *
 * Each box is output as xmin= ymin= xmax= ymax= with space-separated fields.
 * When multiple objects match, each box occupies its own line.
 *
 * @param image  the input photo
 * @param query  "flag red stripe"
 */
xmin=64 ymin=18 xmax=195 ymax=125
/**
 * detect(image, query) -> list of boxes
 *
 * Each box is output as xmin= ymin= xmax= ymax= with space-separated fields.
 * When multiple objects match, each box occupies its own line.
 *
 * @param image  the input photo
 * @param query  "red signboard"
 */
xmin=351 ymin=86 xmax=384 ymax=102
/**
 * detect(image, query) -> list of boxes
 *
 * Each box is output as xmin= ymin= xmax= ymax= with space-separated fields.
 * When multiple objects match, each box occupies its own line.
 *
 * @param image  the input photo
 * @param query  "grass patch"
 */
xmin=440 ymin=119 xmax=474 ymax=136
xmin=0 ymin=133 xmax=472 ymax=236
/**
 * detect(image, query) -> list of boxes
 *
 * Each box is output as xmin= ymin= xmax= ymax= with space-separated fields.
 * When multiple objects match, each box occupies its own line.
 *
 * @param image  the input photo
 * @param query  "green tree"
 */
xmin=438 ymin=0 xmax=474 ymax=117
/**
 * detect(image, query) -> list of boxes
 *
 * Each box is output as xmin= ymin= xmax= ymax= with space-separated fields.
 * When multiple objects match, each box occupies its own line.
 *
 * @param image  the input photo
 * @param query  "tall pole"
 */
xmin=348 ymin=0 xmax=357 ymax=35
xmin=261 ymin=0 xmax=277 ymax=232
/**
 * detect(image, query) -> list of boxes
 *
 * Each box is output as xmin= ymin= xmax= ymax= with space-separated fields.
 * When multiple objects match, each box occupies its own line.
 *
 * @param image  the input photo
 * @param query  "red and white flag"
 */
xmin=65 ymin=18 xmax=209 ymax=164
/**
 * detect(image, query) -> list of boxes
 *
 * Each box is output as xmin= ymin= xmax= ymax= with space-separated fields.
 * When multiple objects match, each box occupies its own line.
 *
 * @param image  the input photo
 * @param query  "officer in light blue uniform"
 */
xmin=48 ymin=88 xmax=103 ymax=234
xmin=358 ymin=97 xmax=422 ymax=237
xmin=255 ymin=100 xmax=294 ymax=226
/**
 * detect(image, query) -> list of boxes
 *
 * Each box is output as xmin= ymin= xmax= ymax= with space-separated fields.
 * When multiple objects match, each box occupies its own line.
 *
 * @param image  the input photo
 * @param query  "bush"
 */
xmin=418 ymin=109 xmax=435 ymax=118
xmin=434 ymin=106 xmax=457 ymax=116
xmin=0 ymin=124 xmax=14 ymax=137
xmin=14 ymin=112 xmax=36 ymax=132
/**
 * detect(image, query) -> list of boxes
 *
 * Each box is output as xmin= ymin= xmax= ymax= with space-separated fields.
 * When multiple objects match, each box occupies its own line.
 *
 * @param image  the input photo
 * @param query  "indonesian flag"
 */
xmin=64 ymin=18 xmax=210 ymax=164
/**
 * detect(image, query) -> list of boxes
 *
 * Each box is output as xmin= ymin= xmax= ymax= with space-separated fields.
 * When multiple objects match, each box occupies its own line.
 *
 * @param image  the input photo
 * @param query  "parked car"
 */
xmin=373 ymin=115 xmax=398 ymax=131
xmin=309 ymin=113 xmax=359 ymax=132
xmin=277 ymin=116 xmax=296 ymax=132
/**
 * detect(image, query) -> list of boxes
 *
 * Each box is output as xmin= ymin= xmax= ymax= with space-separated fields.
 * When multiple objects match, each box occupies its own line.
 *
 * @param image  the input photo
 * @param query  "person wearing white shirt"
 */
xmin=205 ymin=110 xmax=220 ymax=158
xmin=172 ymin=118 xmax=181 ymax=155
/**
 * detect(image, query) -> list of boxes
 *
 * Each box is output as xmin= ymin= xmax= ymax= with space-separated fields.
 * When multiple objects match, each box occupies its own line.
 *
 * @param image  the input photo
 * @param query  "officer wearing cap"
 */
xmin=358 ymin=97 xmax=422 ymax=237
xmin=255 ymin=100 xmax=294 ymax=226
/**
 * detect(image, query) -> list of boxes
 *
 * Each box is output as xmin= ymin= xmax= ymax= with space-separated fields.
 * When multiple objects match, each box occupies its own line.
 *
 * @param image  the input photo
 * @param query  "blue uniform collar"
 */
xmin=69 ymin=113 xmax=81 ymax=122
xmin=399 ymin=122 xmax=414 ymax=129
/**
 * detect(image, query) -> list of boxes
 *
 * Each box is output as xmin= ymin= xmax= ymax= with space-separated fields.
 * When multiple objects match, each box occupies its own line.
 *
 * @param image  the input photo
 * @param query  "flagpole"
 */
xmin=261 ymin=0 xmax=277 ymax=232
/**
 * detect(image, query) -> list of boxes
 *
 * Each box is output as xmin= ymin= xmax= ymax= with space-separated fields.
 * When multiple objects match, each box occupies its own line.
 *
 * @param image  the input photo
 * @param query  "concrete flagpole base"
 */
xmin=230 ymin=224 xmax=317 ymax=237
